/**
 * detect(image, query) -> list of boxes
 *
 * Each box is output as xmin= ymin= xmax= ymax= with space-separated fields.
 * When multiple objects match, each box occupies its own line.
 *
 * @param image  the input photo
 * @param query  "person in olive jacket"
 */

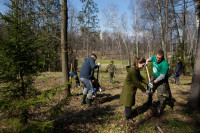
xmin=119 ymin=57 xmax=150 ymax=121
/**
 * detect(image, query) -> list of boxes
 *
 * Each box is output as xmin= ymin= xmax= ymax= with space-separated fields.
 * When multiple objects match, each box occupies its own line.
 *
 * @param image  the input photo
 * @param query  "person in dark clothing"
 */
xmin=80 ymin=53 xmax=101 ymax=107
xmin=91 ymin=76 xmax=102 ymax=94
xmin=69 ymin=71 xmax=80 ymax=88
xmin=173 ymin=59 xmax=182 ymax=85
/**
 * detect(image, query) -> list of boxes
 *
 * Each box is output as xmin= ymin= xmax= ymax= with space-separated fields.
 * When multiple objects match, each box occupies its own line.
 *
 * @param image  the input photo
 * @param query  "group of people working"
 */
xmin=78 ymin=50 xmax=181 ymax=124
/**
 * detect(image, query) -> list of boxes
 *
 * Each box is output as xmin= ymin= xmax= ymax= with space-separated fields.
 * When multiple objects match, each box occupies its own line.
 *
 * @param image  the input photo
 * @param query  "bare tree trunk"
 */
xmin=82 ymin=39 xmax=84 ymax=56
xmin=117 ymin=36 xmax=123 ymax=72
xmin=188 ymin=36 xmax=200 ymax=109
xmin=61 ymin=0 xmax=70 ymax=96
xmin=111 ymin=39 xmax=113 ymax=60
xmin=87 ymin=35 xmax=89 ymax=57
xmin=135 ymin=0 xmax=139 ymax=57
xmin=122 ymin=35 xmax=131 ymax=66
xmin=101 ymin=40 xmax=103 ymax=56
xmin=164 ymin=0 xmax=169 ymax=60
xmin=156 ymin=0 xmax=169 ymax=59
xmin=170 ymin=0 xmax=181 ymax=45
xmin=188 ymin=0 xmax=200 ymax=109
xmin=171 ymin=28 xmax=174 ymax=55
xmin=156 ymin=0 xmax=165 ymax=51
xmin=189 ymin=29 xmax=197 ymax=56
xmin=181 ymin=0 xmax=187 ymax=75
xmin=182 ymin=0 xmax=186 ymax=60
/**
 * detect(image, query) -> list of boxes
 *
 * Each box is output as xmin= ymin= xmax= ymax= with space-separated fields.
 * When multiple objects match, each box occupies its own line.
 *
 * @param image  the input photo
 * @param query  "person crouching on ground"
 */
xmin=119 ymin=57 xmax=151 ymax=122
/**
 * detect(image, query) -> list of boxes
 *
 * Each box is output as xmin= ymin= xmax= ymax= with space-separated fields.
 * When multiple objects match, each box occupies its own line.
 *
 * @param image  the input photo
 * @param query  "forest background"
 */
xmin=0 ymin=0 xmax=200 ymax=132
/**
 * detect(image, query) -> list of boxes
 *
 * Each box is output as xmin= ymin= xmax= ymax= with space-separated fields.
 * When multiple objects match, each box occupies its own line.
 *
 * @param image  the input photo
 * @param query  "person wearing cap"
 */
xmin=173 ymin=59 xmax=182 ymax=85
xmin=80 ymin=53 xmax=101 ymax=107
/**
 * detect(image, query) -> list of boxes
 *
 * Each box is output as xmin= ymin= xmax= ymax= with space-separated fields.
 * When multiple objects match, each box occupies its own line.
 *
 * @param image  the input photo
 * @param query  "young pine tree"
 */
xmin=0 ymin=0 xmax=52 ymax=131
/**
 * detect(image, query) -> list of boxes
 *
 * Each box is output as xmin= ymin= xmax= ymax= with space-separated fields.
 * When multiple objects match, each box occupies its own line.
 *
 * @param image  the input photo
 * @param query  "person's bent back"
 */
xmin=80 ymin=55 xmax=97 ymax=80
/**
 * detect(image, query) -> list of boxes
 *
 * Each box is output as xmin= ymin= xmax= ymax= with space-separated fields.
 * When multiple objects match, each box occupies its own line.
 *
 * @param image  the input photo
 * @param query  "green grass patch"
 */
xmin=0 ymin=118 xmax=23 ymax=133
xmin=168 ymin=119 xmax=194 ymax=133
xmin=135 ymin=122 xmax=156 ymax=133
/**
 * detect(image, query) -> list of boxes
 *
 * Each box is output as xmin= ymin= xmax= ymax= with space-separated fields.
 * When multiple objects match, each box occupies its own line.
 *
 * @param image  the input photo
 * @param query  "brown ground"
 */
xmin=33 ymin=71 xmax=200 ymax=133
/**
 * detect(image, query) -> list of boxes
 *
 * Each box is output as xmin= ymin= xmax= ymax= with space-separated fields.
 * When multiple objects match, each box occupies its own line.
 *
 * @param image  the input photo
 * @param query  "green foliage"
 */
xmin=78 ymin=0 xmax=99 ymax=34
xmin=19 ymin=121 xmax=54 ymax=133
xmin=171 ymin=42 xmax=194 ymax=75
xmin=0 ymin=118 xmax=23 ymax=133
xmin=168 ymin=119 xmax=194 ymax=133
xmin=134 ymin=123 xmax=155 ymax=133
xmin=0 ymin=1 xmax=61 ymax=130
xmin=0 ymin=118 xmax=53 ymax=133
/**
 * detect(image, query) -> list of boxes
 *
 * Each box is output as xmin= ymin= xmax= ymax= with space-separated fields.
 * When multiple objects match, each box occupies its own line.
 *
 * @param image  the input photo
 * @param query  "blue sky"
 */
xmin=0 ymin=0 xmax=135 ymax=33
xmin=71 ymin=0 xmax=135 ymax=33
xmin=0 ymin=0 xmax=8 ymax=13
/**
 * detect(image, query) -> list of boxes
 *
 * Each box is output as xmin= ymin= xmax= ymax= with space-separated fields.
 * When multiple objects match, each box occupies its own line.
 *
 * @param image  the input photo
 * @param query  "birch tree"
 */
xmin=156 ymin=0 xmax=169 ymax=59
xmin=103 ymin=4 xmax=131 ymax=70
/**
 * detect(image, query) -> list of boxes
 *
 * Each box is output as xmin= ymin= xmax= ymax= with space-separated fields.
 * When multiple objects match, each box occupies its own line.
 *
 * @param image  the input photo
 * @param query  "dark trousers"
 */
xmin=173 ymin=74 xmax=180 ymax=84
xmin=125 ymin=107 xmax=132 ymax=120
xmin=110 ymin=72 xmax=114 ymax=83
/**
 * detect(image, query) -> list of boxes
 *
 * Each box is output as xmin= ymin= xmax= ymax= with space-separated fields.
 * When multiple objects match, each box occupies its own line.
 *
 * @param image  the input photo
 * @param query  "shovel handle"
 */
xmin=146 ymin=66 xmax=150 ymax=82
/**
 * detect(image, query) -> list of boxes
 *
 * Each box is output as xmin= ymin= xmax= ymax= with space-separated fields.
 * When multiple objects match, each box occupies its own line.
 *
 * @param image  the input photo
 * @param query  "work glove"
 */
xmin=97 ymin=62 xmax=101 ymax=67
xmin=148 ymin=81 xmax=154 ymax=89
xmin=146 ymin=90 xmax=151 ymax=94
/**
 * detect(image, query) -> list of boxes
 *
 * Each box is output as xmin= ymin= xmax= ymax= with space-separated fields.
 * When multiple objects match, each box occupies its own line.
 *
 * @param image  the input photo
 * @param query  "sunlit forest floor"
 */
xmin=39 ymin=64 xmax=199 ymax=132
xmin=1 ymin=60 xmax=199 ymax=133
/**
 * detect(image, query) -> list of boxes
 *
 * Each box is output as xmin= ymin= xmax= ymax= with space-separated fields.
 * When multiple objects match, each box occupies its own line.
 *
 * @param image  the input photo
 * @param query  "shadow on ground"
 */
xmin=99 ymin=94 xmax=120 ymax=104
xmin=53 ymin=105 xmax=116 ymax=133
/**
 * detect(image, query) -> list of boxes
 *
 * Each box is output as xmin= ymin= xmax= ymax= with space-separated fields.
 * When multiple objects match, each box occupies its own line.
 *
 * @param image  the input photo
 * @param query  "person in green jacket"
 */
xmin=119 ymin=57 xmax=150 ymax=121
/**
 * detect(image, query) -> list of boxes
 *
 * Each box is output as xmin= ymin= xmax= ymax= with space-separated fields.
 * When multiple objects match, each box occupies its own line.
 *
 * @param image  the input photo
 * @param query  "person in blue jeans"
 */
xmin=82 ymin=77 xmax=102 ymax=99
xmin=80 ymin=53 xmax=101 ymax=107
xmin=173 ymin=59 xmax=182 ymax=85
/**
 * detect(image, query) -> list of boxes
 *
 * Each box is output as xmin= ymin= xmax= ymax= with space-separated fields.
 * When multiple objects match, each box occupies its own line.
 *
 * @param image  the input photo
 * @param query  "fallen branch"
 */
xmin=156 ymin=124 xmax=164 ymax=133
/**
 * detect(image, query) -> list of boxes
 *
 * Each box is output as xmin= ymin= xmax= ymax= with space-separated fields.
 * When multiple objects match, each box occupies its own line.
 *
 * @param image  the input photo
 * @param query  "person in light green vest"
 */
xmin=146 ymin=50 xmax=175 ymax=116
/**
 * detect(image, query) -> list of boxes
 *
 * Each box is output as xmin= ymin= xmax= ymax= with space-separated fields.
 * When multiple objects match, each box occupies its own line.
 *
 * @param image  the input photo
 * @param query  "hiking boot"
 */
xmin=81 ymin=94 xmax=87 ymax=105
xmin=157 ymin=106 xmax=164 ymax=116
xmin=144 ymin=101 xmax=152 ymax=107
xmin=87 ymin=99 xmax=92 ymax=107
xmin=166 ymin=98 xmax=176 ymax=110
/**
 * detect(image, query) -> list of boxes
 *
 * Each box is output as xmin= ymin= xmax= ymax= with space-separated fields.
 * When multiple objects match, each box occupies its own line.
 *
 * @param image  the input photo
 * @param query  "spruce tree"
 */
xmin=0 ymin=0 xmax=52 ymax=131
xmin=78 ymin=0 xmax=99 ymax=57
